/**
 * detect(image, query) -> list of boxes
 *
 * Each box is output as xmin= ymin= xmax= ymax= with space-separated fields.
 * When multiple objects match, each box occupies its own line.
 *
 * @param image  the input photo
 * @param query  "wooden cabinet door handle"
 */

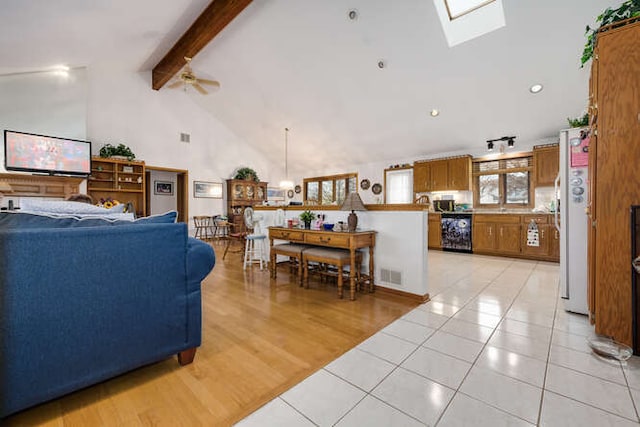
xmin=320 ymin=237 xmax=331 ymax=243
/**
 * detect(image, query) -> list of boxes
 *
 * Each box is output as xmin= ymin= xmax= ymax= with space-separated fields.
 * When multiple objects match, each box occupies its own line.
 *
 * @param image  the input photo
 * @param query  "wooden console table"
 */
xmin=268 ymin=227 xmax=376 ymax=300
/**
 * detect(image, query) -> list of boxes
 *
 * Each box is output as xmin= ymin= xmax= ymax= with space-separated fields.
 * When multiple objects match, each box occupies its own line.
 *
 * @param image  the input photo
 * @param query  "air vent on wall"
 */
xmin=380 ymin=268 xmax=402 ymax=286
xmin=180 ymin=133 xmax=190 ymax=143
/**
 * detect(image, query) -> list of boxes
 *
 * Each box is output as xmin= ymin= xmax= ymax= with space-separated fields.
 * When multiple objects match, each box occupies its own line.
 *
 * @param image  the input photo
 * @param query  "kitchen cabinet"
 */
xmin=447 ymin=156 xmax=472 ymax=191
xmin=226 ymin=179 xmax=268 ymax=229
xmin=473 ymin=214 xmax=559 ymax=261
xmin=413 ymin=155 xmax=472 ymax=193
xmin=587 ymin=18 xmax=640 ymax=347
xmin=497 ymin=222 xmax=522 ymax=255
xmin=473 ymin=214 xmax=520 ymax=255
xmin=521 ymin=215 xmax=551 ymax=258
xmin=428 ymin=213 xmax=442 ymax=249
xmin=88 ymin=157 xmax=146 ymax=217
xmin=472 ymin=222 xmax=496 ymax=252
xmin=533 ymin=144 xmax=559 ymax=187
xmin=431 ymin=160 xmax=449 ymax=191
xmin=413 ymin=162 xmax=431 ymax=193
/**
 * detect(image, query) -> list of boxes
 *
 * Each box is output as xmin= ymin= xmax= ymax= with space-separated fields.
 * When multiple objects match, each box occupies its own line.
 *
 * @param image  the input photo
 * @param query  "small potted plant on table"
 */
xmin=299 ymin=210 xmax=315 ymax=229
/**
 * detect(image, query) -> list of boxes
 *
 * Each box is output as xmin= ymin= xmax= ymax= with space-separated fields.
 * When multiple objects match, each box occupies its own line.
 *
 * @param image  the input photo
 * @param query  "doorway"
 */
xmin=145 ymin=166 xmax=189 ymax=223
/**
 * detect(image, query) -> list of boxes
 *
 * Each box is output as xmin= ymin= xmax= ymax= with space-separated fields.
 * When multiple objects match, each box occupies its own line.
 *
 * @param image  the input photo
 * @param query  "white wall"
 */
xmin=0 ymin=68 xmax=88 ymax=170
xmin=149 ymin=170 xmax=177 ymax=215
xmin=85 ymin=65 xmax=274 ymax=224
xmin=258 ymin=208 xmax=429 ymax=297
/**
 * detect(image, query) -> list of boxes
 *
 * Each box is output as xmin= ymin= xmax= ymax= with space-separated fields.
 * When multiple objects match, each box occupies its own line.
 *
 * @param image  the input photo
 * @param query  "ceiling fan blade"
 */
xmin=198 ymin=78 xmax=220 ymax=88
xmin=193 ymin=83 xmax=208 ymax=95
xmin=167 ymin=80 xmax=183 ymax=89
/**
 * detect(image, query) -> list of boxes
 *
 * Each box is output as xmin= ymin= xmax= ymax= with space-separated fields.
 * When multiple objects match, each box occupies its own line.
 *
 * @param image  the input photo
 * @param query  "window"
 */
xmin=473 ymin=154 xmax=532 ymax=208
xmin=303 ymin=173 xmax=357 ymax=205
xmin=385 ymin=168 xmax=413 ymax=204
xmin=445 ymin=0 xmax=496 ymax=20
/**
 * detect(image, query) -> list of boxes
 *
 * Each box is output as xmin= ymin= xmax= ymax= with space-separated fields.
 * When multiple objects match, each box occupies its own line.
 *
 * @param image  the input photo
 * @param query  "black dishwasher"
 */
xmin=441 ymin=213 xmax=473 ymax=253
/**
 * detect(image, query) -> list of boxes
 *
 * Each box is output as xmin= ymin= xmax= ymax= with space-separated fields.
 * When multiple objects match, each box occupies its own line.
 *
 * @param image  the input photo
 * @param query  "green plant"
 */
xmin=99 ymin=143 xmax=136 ymax=160
xmin=582 ymin=0 xmax=640 ymax=67
xmin=567 ymin=113 xmax=590 ymax=128
xmin=233 ymin=167 xmax=259 ymax=182
xmin=299 ymin=210 xmax=315 ymax=223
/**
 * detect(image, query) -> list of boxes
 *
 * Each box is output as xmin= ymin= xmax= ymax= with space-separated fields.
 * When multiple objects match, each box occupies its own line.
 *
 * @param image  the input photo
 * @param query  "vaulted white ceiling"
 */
xmin=1 ymin=0 xmax=615 ymax=175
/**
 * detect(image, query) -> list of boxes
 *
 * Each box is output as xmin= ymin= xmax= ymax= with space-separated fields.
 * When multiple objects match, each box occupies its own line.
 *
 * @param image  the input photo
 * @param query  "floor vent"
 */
xmin=380 ymin=268 xmax=402 ymax=286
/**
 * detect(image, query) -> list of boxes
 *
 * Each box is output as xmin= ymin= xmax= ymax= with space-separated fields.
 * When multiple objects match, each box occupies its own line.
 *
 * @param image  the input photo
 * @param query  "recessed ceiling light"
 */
xmin=347 ymin=9 xmax=358 ymax=20
xmin=529 ymin=84 xmax=543 ymax=93
xmin=377 ymin=60 xmax=386 ymax=69
xmin=430 ymin=109 xmax=440 ymax=117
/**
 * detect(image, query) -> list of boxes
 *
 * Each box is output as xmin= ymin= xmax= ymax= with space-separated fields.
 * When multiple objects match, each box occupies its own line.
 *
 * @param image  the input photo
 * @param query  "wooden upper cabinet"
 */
xmin=534 ymin=144 xmax=559 ymax=187
xmin=447 ymin=156 xmax=472 ymax=191
xmin=413 ymin=162 xmax=430 ymax=193
xmin=431 ymin=160 xmax=448 ymax=190
xmin=413 ymin=156 xmax=472 ymax=193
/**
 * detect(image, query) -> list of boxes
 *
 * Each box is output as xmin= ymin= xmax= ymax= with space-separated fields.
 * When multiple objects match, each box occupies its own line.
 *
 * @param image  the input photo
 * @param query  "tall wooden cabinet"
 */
xmin=226 ymin=179 xmax=268 ymax=229
xmin=87 ymin=157 xmax=146 ymax=217
xmin=588 ymin=18 xmax=640 ymax=348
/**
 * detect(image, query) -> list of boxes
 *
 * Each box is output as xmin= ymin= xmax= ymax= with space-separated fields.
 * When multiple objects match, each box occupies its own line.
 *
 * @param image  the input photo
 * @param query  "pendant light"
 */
xmin=279 ymin=127 xmax=294 ymax=189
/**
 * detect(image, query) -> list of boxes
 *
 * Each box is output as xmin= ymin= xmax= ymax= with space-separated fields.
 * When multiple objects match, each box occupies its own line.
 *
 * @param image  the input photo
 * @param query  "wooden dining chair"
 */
xmin=193 ymin=216 xmax=214 ymax=241
xmin=223 ymin=221 xmax=248 ymax=260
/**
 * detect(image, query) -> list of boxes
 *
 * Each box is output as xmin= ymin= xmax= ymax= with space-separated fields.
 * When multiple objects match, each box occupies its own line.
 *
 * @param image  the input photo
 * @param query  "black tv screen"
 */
xmin=4 ymin=130 xmax=91 ymax=176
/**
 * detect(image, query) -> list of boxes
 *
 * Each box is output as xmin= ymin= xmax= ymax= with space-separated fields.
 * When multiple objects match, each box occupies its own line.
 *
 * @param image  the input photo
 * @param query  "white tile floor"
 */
xmin=236 ymin=252 xmax=640 ymax=426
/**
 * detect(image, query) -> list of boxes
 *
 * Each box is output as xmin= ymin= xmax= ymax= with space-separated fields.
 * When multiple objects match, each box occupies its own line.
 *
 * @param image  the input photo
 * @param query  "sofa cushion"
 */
xmin=0 ymin=210 xmax=178 ymax=229
xmin=19 ymin=199 xmax=126 ymax=215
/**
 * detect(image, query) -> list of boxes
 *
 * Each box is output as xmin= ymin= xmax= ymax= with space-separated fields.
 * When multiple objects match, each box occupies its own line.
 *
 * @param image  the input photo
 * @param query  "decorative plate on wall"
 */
xmin=287 ymin=189 xmax=294 ymax=198
xmin=360 ymin=179 xmax=370 ymax=190
xmin=294 ymin=185 xmax=302 ymax=194
xmin=371 ymin=183 xmax=382 ymax=195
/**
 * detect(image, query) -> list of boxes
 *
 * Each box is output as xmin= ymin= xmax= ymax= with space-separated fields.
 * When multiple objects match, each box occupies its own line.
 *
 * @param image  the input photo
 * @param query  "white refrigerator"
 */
xmin=556 ymin=127 xmax=589 ymax=315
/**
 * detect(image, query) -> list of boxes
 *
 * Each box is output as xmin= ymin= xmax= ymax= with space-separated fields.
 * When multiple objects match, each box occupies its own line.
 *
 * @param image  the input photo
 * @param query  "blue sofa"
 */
xmin=0 ymin=215 xmax=215 ymax=418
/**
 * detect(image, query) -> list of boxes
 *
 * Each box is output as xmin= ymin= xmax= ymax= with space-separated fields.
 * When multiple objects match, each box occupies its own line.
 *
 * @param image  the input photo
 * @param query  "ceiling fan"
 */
xmin=166 ymin=57 xmax=220 ymax=95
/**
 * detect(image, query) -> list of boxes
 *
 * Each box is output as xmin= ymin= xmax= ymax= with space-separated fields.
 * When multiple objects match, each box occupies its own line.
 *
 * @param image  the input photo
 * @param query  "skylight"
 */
xmin=434 ymin=0 xmax=505 ymax=47
xmin=445 ymin=0 xmax=495 ymax=20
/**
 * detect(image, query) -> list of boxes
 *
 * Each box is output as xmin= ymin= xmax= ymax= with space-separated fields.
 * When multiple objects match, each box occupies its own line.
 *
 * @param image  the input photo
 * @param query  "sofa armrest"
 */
xmin=186 ymin=237 xmax=216 ymax=286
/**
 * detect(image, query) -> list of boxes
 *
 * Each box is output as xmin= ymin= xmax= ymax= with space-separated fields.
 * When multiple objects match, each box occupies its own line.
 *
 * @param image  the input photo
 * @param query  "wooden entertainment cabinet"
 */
xmin=0 ymin=173 xmax=83 ymax=199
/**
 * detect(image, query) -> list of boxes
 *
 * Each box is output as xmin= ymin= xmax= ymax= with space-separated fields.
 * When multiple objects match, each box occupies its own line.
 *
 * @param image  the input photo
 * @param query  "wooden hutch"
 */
xmin=225 ymin=179 xmax=267 ymax=229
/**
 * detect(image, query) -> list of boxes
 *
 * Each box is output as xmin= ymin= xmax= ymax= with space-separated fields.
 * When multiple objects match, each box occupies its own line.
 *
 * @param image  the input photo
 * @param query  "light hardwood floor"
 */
xmin=6 ymin=241 xmax=418 ymax=426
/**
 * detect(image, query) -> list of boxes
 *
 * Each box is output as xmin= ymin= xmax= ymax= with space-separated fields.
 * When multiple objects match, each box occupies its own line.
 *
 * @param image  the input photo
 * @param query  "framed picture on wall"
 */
xmin=154 ymin=181 xmax=173 ymax=195
xmin=194 ymin=181 xmax=223 ymax=198
xmin=267 ymin=187 xmax=285 ymax=201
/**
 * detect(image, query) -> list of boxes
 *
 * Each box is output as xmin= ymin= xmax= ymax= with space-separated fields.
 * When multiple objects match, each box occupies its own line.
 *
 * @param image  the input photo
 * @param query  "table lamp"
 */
xmin=341 ymin=192 xmax=366 ymax=232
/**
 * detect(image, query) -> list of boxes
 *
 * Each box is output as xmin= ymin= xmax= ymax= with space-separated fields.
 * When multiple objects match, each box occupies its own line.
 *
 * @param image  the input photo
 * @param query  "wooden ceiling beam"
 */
xmin=152 ymin=0 xmax=253 ymax=90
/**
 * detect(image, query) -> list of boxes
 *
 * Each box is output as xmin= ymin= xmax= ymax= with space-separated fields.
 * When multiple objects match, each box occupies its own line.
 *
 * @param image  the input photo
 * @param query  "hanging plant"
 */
xmin=581 ymin=1 xmax=640 ymax=67
xmin=233 ymin=167 xmax=259 ymax=182
xmin=99 ymin=143 xmax=136 ymax=161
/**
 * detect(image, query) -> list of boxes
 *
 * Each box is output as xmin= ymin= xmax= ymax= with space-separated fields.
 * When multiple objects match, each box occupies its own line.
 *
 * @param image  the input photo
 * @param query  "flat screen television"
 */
xmin=4 ymin=130 xmax=91 ymax=176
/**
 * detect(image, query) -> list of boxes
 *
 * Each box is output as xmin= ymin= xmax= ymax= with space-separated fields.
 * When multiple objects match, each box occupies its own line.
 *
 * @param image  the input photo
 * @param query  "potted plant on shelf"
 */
xmin=99 ymin=143 xmax=136 ymax=161
xmin=299 ymin=210 xmax=315 ymax=229
xmin=233 ymin=167 xmax=259 ymax=182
